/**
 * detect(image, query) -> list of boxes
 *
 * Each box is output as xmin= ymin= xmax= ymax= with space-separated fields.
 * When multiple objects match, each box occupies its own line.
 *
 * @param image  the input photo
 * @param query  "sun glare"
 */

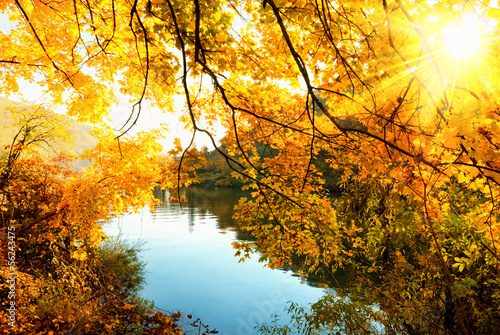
xmin=442 ymin=15 xmax=482 ymax=59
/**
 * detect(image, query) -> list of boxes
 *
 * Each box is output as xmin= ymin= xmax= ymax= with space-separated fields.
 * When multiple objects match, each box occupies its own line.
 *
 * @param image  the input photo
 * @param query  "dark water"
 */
xmin=104 ymin=187 xmax=325 ymax=335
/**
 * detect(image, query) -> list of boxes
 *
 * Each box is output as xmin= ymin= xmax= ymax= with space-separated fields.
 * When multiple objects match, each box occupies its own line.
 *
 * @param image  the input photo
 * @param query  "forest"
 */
xmin=1 ymin=0 xmax=500 ymax=334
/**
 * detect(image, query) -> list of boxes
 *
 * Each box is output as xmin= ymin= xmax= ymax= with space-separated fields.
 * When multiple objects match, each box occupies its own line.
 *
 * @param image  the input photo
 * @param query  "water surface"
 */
xmin=104 ymin=187 xmax=325 ymax=334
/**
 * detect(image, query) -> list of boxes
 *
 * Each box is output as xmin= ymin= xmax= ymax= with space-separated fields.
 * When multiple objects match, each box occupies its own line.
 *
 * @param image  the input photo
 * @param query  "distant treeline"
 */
xmin=195 ymin=143 xmax=246 ymax=188
xmin=194 ymin=139 xmax=345 ymax=193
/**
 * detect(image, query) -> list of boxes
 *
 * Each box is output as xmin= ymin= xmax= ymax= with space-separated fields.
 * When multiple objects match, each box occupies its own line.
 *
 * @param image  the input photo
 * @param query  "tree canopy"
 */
xmin=1 ymin=0 xmax=500 ymax=333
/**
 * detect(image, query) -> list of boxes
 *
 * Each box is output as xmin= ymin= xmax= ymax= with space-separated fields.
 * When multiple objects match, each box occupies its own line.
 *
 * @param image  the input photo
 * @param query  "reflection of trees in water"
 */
xmin=152 ymin=186 xmax=352 ymax=289
xmin=153 ymin=186 xmax=251 ymax=239
xmin=281 ymin=257 xmax=355 ymax=290
xmin=152 ymin=186 xmax=168 ymax=203
xmin=184 ymin=187 xmax=242 ymax=227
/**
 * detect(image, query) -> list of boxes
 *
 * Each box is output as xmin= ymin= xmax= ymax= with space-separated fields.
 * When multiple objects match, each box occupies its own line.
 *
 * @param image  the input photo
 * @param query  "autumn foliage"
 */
xmin=0 ymin=105 xmax=185 ymax=333
xmin=1 ymin=0 xmax=500 ymax=333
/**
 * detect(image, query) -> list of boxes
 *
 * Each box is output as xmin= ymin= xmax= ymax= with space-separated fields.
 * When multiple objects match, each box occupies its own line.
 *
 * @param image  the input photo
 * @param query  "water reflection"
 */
xmin=105 ymin=187 xmax=325 ymax=335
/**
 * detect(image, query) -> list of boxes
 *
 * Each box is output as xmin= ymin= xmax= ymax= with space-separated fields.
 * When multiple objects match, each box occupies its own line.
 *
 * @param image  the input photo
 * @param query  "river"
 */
xmin=104 ymin=187 xmax=326 ymax=335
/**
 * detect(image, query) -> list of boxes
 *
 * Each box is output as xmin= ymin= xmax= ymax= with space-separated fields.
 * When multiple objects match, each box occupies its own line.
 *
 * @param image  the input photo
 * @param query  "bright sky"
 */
xmin=0 ymin=13 xmax=219 ymax=152
xmin=109 ymin=93 xmax=221 ymax=151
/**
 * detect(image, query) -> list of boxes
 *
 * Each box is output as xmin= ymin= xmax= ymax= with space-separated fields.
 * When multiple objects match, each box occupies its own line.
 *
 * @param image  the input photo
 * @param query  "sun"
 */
xmin=442 ymin=14 xmax=482 ymax=59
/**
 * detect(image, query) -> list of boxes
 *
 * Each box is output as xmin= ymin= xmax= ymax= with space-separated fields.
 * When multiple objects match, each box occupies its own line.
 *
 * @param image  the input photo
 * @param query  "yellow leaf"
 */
xmin=215 ymin=33 xmax=227 ymax=43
